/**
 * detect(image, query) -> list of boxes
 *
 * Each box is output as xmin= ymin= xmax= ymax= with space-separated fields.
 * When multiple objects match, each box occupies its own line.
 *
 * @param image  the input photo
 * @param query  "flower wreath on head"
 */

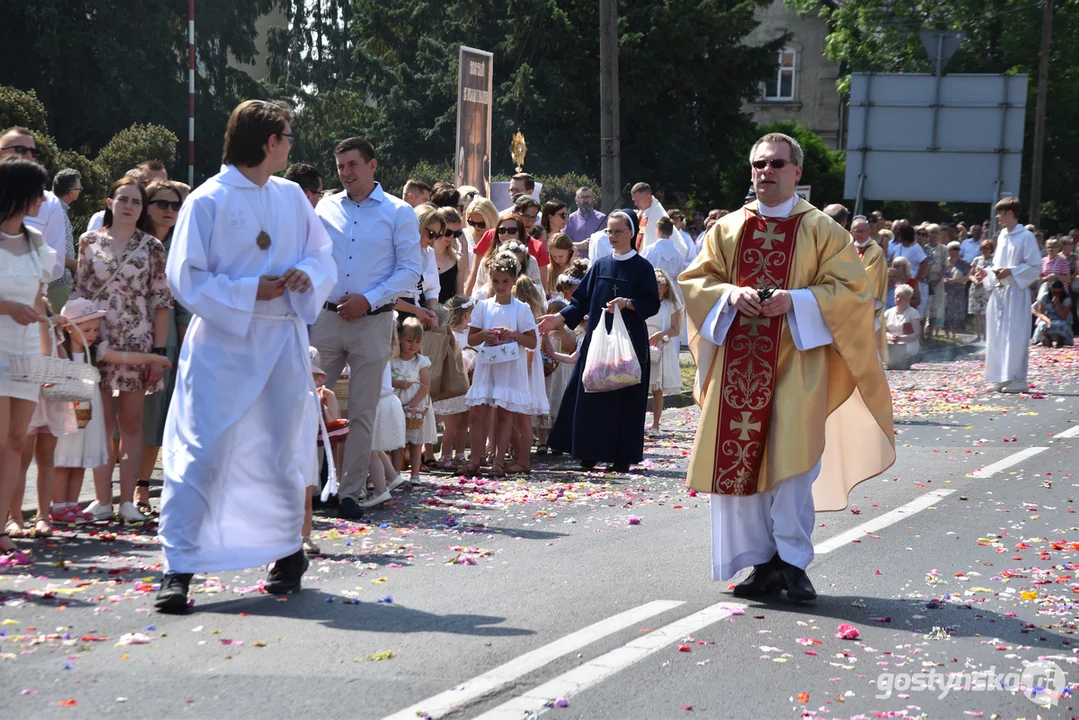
xmin=557 ymin=274 xmax=582 ymax=287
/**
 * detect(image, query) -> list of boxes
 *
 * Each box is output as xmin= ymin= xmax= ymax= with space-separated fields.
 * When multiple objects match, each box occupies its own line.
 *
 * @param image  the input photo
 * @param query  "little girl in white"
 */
xmin=431 ymin=295 xmax=475 ymax=471
xmin=392 ymin=317 xmax=437 ymax=483
xmin=462 ymin=254 xmax=538 ymax=477
xmin=305 ymin=347 xmax=340 ymax=554
xmin=514 ymin=276 xmax=548 ymax=471
xmin=535 ymin=296 xmax=576 ymax=455
xmin=647 ymin=269 xmax=683 ymax=434
xmin=52 ymin=299 xmax=172 ymax=523
xmin=366 ymin=322 xmax=407 ymax=508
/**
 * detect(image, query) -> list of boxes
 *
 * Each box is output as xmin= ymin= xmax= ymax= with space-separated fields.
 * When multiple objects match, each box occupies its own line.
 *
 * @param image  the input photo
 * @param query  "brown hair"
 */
xmin=335 ymin=137 xmax=376 ymax=161
xmin=995 ymin=196 xmax=1021 ymax=217
xmin=547 ymin=231 xmax=575 ymax=280
xmin=511 ymin=172 xmax=534 ymax=191
xmin=402 ymin=178 xmax=432 ymax=198
xmin=513 ymin=275 xmax=545 ymax=318
xmin=541 ymin=199 xmax=568 ymax=234
xmin=655 ymin=216 xmax=674 ymax=236
xmin=222 ymin=100 xmax=292 ymax=167
xmin=103 ymin=177 xmax=148 ymax=229
xmin=485 ymin=213 xmax=527 ymax=263
xmin=142 ymin=180 xmax=184 ymax=236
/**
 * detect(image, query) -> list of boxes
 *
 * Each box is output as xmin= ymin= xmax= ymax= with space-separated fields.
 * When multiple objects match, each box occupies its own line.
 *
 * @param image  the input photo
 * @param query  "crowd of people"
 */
xmin=1 ymin=104 xmax=1073 ymax=607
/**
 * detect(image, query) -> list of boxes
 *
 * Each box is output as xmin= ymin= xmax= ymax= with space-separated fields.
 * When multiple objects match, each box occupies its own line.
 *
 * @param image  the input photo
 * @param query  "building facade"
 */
xmin=744 ymin=0 xmax=843 ymax=150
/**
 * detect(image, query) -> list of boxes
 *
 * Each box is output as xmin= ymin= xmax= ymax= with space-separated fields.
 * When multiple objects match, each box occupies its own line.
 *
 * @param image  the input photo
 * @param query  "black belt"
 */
xmin=323 ymin=300 xmax=393 ymax=316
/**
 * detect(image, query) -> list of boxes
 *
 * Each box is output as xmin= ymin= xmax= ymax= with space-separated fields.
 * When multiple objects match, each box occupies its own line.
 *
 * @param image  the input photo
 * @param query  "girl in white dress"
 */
xmin=535 ymin=297 xmax=576 ymax=455
xmin=364 ymin=323 xmax=406 ymax=508
xmin=51 ymin=300 xmax=172 ymax=523
xmin=432 ymin=295 xmax=475 ymax=471
xmin=647 ymin=269 xmax=683 ymax=434
xmin=462 ymin=254 xmax=538 ymax=477
xmin=392 ymin=317 xmax=436 ymax=483
xmin=513 ymin=276 xmax=549 ymax=471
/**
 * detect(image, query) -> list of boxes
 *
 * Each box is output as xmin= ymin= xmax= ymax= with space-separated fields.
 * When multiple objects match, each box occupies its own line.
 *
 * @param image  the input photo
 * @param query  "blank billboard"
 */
xmin=844 ymin=73 xmax=1028 ymax=203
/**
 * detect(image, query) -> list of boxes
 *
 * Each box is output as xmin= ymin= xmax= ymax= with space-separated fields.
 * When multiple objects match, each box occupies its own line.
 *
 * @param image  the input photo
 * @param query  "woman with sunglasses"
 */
xmin=541 ymin=200 xmax=569 ymax=238
xmin=463 ymin=197 xmax=500 ymax=295
xmin=434 ymin=207 xmax=468 ymax=303
xmin=395 ymin=204 xmax=443 ymax=329
xmin=135 ymin=181 xmax=192 ymax=515
xmin=469 ymin=214 xmax=542 ymax=300
xmin=72 ymin=177 xmax=172 ymax=524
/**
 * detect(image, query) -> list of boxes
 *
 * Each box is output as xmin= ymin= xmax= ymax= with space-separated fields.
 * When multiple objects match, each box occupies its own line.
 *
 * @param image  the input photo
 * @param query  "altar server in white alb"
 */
xmin=155 ymin=100 xmax=337 ymax=613
xmin=973 ymin=197 xmax=1042 ymax=394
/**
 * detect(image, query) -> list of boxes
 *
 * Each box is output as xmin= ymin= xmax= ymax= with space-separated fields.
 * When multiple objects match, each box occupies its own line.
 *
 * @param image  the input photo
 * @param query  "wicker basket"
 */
xmin=333 ymin=375 xmax=350 ymax=403
xmin=74 ymin=405 xmax=93 ymax=429
xmin=8 ymin=319 xmax=99 ymax=402
xmin=403 ymin=405 xmax=427 ymax=430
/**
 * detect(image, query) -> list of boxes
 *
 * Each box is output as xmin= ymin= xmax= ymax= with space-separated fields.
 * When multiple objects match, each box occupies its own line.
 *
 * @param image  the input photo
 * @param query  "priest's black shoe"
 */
xmin=610 ymin=463 xmax=631 ymax=474
xmin=154 ymin=572 xmax=193 ymax=613
xmin=732 ymin=554 xmax=783 ymax=597
xmin=264 ymin=549 xmax=309 ymax=595
xmin=580 ymin=460 xmax=597 ymax=470
xmin=338 ymin=496 xmax=365 ymax=520
xmin=778 ymin=560 xmax=817 ymax=603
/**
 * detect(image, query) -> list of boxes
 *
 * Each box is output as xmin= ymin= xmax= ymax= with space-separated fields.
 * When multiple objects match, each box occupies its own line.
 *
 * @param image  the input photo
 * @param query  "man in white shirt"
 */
xmin=631 ymin=182 xmax=676 ymax=254
xmin=314 ymin=137 xmax=422 ymax=519
xmin=49 ymin=168 xmax=82 ymax=311
xmin=402 ymin=178 xmax=432 ymax=208
xmin=1 ymin=127 xmax=65 ymax=281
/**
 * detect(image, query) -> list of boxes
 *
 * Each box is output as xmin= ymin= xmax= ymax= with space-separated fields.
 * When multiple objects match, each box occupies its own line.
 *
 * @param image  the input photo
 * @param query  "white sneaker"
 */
xmin=359 ymin=491 xmax=392 ymax=508
xmin=1001 ymin=380 xmax=1028 ymax=394
xmin=387 ymin=474 xmax=408 ymax=492
xmin=117 ymin=502 xmax=147 ymax=523
xmin=84 ymin=500 xmax=113 ymax=522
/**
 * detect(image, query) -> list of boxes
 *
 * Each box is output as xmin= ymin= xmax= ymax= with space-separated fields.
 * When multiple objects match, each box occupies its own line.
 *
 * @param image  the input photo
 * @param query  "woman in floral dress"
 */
xmin=71 ymin=178 xmax=171 ymax=523
xmin=967 ymin=239 xmax=994 ymax=342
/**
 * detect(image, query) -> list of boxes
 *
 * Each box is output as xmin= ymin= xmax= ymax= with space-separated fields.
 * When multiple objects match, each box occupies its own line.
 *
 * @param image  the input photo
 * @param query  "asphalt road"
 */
xmin=2 ymin=344 xmax=1078 ymax=720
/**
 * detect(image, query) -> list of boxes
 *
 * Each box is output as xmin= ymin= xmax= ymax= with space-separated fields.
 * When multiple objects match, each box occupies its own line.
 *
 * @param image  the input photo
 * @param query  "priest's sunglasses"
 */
xmin=751 ymin=158 xmax=790 ymax=170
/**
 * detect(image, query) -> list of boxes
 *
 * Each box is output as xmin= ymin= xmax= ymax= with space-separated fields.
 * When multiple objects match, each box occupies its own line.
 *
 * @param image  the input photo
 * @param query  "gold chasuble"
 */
xmin=857 ymin=240 xmax=889 ymax=359
xmin=679 ymin=199 xmax=895 ymax=511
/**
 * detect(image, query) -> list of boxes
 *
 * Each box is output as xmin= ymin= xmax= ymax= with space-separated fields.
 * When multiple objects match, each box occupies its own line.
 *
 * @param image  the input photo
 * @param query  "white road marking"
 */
xmin=472 ymin=601 xmax=746 ymax=720
xmin=1054 ymin=425 xmax=1079 ymax=439
xmin=970 ymin=446 xmax=1049 ymax=478
xmin=381 ymin=600 xmax=685 ymax=720
xmin=814 ymin=489 xmax=957 ymax=555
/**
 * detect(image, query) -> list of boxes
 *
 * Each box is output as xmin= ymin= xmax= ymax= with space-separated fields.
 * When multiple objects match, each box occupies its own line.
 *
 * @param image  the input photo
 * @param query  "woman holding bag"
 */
xmin=538 ymin=210 xmax=659 ymax=473
xmin=72 ymin=177 xmax=172 ymax=523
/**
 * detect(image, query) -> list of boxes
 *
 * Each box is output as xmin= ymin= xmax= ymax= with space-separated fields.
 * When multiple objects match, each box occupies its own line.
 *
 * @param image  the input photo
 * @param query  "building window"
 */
xmin=764 ymin=49 xmax=796 ymax=101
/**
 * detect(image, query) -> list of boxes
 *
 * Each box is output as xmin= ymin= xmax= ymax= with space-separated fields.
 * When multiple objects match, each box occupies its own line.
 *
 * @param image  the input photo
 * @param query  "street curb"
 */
xmin=913 ymin=339 xmax=984 ymax=364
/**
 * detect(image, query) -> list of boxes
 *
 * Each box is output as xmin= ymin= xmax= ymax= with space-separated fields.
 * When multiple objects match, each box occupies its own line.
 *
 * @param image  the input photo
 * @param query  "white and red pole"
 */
xmin=188 ymin=0 xmax=195 ymax=187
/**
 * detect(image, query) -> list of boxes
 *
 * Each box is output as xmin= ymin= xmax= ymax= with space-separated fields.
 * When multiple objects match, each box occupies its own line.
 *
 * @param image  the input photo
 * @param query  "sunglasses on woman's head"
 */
xmin=497 ymin=226 xmax=519 ymax=235
xmin=467 ymin=219 xmax=486 ymax=229
xmin=149 ymin=199 xmax=182 ymax=212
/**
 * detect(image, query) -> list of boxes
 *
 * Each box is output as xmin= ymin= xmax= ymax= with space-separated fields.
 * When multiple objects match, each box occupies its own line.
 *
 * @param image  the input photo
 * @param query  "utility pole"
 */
xmin=188 ymin=0 xmax=195 ymax=187
xmin=599 ymin=0 xmax=620 ymax=213
xmin=1029 ymin=0 xmax=1053 ymax=229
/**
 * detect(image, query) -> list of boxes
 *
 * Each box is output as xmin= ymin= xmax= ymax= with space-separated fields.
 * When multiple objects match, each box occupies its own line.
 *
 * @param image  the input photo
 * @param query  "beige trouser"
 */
xmin=311 ymin=310 xmax=393 ymax=501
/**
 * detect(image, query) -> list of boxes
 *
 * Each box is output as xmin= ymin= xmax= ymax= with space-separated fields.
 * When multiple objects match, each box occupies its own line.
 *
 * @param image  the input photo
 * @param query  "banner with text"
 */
xmin=456 ymin=46 xmax=494 ymax=197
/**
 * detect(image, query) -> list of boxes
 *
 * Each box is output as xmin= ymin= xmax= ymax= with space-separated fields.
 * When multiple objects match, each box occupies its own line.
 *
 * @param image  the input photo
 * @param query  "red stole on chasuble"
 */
xmin=710 ymin=210 xmax=805 ymax=496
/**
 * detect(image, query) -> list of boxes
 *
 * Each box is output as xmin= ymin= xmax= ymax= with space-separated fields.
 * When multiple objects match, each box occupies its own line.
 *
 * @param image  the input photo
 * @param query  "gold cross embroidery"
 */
xmin=739 ymin=315 xmax=771 ymax=337
xmin=753 ymin=222 xmax=785 ymax=250
xmin=729 ymin=411 xmax=762 ymax=441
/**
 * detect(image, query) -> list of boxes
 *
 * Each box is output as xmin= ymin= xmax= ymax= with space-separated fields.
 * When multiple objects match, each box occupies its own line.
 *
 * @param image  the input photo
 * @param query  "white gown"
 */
xmin=159 ymin=165 xmax=337 ymax=574
xmin=983 ymin=226 xmax=1042 ymax=384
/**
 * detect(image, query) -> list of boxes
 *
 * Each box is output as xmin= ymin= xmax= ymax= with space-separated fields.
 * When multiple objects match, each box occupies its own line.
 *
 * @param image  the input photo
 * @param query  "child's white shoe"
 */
xmin=359 ymin=491 xmax=392 ymax=508
xmin=387 ymin=474 xmax=408 ymax=492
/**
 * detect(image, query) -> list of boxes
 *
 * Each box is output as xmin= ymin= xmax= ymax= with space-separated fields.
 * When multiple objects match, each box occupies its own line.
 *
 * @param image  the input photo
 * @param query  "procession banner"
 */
xmin=456 ymin=46 xmax=494 ymax=197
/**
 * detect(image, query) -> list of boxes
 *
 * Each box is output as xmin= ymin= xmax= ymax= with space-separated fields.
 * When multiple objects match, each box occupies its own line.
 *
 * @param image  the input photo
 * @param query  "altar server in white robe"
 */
xmin=641 ymin=216 xmax=686 ymax=297
xmin=155 ymin=100 xmax=337 ymax=613
xmin=974 ymin=197 xmax=1042 ymax=394
xmin=631 ymin=182 xmax=686 ymax=258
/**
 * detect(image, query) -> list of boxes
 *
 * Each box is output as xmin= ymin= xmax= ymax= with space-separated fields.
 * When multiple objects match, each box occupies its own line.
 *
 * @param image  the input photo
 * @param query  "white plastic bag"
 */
xmin=581 ymin=308 xmax=641 ymax=393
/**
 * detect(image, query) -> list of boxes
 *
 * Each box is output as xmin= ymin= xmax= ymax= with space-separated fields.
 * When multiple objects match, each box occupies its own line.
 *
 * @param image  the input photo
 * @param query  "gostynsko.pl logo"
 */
xmin=875 ymin=660 xmax=1071 ymax=708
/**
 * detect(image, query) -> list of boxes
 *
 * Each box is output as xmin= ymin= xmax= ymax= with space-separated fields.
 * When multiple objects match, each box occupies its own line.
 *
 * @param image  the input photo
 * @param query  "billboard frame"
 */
xmin=455 ymin=46 xmax=494 ymax=197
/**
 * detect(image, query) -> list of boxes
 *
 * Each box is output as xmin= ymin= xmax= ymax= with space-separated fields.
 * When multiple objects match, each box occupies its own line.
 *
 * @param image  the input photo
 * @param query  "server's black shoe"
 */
xmin=732 ymin=553 xmax=784 ymax=598
xmin=264 ymin=549 xmax=309 ymax=595
xmin=338 ymin=496 xmax=365 ymax=520
xmin=610 ymin=463 xmax=631 ymax=474
xmin=778 ymin=560 xmax=817 ymax=603
xmin=580 ymin=460 xmax=597 ymax=471
xmin=155 ymin=572 xmax=193 ymax=613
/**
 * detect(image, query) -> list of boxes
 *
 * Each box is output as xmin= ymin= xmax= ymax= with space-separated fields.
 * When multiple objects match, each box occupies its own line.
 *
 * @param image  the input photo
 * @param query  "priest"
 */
xmin=973 ymin=197 xmax=1042 ymax=393
xmin=155 ymin=100 xmax=337 ymax=613
xmin=851 ymin=215 xmax=889 ymax=359
xmin=679 ymin=133 xmax=895 ymax=603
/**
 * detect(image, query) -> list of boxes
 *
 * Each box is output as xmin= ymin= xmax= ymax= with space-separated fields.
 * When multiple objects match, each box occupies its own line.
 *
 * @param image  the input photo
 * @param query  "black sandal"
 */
xmin=135 ymin=480 xmax=157 ymax=516
xmin=536 ymin=444 xmax=549 ymax=456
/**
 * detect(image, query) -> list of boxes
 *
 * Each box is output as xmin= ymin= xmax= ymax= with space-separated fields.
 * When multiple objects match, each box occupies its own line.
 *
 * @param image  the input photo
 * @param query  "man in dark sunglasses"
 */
xmin=1 ymin=126 xmax=66 ymax=282
xmin=680 ymin=131 xmax=894 ymax=606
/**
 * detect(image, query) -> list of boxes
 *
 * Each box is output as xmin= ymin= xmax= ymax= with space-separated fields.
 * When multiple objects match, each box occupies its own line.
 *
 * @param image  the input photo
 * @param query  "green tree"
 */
xmin=95 ymin=124 xmax=180 ymax=183
xmin=785 ymin=0 xmax=1079 ymax=232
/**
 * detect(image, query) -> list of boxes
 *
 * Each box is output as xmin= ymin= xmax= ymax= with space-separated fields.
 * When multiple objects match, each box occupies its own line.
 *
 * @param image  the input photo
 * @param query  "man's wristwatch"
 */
xmin=152 ymin=347 xmax=167 ymax=357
